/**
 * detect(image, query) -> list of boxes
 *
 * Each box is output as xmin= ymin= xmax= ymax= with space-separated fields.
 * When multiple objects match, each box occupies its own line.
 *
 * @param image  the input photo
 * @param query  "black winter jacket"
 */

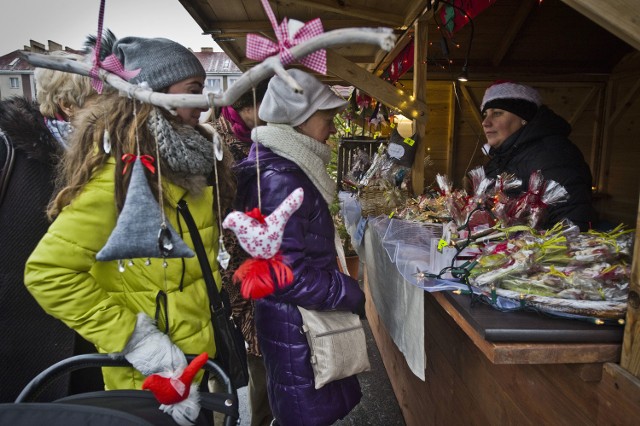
xmin=484 ymin=105 xmax=597 ymax=231
xmin=0 ymin=97 xmax=77 ymax=402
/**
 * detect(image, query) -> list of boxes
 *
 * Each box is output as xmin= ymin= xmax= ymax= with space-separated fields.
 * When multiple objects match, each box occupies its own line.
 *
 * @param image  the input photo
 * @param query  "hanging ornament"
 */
xmin=96 ymin=157 xmax=195 ymax=261
xmin=103 ymin=129 xmax=111 ymax=153
xmin=222 ymin=188 xmax=304 ymax=299
xmin=208 ymin=105 xmax=232 ymax=270
xmin=212 ymin=131 xmax=224 ymax=161
xmin=216 ymin=236 xmax=231 ymax=270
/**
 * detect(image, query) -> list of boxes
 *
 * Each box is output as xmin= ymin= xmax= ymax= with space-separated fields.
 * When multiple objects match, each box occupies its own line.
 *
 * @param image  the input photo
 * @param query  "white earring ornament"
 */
xmin=522 ymin=120 xmax=527 ymax=125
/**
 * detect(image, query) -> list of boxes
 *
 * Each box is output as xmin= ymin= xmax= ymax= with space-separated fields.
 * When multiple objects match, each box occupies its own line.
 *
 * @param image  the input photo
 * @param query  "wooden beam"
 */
xmin=597 ymin=363 xmax=640 ymax=423
xmin=402 ymin=0 xmax=432 ymax=28
xmin=374 ymin=32 xmax=413 ymax=77
xmin=326 ymin=50 xmax=427 ymax=119
xmin=491 ymin=0 xmax=537 ymax=67
xmin=621 ymin=194 xmax=640 ymax=377
xmin=278 ymin=0 xmax=405 ymax=28
xmin=203 ymin=19 xmax=387 ymax=33
xmin=412 ymin=16 xmax=429 ymax=195
xmin=446 ymin=83 xmax=456 ymax=176
xmin=374 ymin=7 xmax=435 ymax=76
xmin=561 ymin=0 xmax=640 ymax=51
xmin=568 ymin=86 xmax=599 ymax=127
xmin=607 ymin=77 xmax=640 ymax=126
xmin=459 ymin=83 xmax=484 ymax=131
xmin=588 ymin=87 xmax=605 ymax=185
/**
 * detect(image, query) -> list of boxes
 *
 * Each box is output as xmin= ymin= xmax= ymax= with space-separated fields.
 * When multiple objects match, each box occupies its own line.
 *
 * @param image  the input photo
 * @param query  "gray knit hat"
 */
xmin=259 ymin=69 xmax=347 ymax=127
xmin=481 ymin=81 xmax=542 ymax=121
xmin=112 ymin=36 xmax=205 ymax=91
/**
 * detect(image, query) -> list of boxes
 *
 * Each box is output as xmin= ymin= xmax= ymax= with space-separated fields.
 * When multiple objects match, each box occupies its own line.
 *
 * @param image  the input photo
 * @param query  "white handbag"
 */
xmin=298 ymin=306 xmax=371 ymax=389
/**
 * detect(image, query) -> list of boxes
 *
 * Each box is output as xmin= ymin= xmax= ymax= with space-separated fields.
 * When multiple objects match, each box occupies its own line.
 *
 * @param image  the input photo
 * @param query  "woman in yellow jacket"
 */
xmin=24 ymin=34 xmax=233 ymax=425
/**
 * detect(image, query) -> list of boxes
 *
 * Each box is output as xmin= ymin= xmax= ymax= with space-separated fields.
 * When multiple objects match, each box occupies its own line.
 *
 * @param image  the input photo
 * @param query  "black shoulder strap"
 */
xmin=0 ymin=128 xmax=16 ymax=208
xmin=176 ymin=199 xmax=224 ymax=312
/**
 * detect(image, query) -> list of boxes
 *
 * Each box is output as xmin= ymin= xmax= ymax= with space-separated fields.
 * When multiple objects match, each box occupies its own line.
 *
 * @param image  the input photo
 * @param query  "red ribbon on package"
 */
xmin=246 ymin=0 xmax=326 ymax=74
xmin=121 ymin=154 xmax=156 ymax=175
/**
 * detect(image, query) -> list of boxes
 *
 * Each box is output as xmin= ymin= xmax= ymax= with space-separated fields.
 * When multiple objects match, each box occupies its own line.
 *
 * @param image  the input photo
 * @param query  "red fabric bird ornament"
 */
xmin=222 ymin=188 xmax=304 ymax=299
xmin=142 ymin=352 xmax=209 ymax=405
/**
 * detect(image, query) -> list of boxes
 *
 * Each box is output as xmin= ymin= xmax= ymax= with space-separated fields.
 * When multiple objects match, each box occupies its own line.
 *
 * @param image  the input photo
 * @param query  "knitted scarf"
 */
xmin=221 ymin=106 xmax=251 ymax=143
xmin=251 ymin=123 xmax=335 ymax=205
xmin=251 ymin=124 xmax=348 ymax=273
xmin=147 ymin=108 xmax=214 ymax=177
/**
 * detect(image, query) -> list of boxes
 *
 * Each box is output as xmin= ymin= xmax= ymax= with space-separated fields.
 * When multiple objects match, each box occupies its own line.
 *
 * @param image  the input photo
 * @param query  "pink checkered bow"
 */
xmin=90 ymin=54 xmax=141 ymax=93
xmin=89 ymin=0 xmax=140 ymax=93
xmin=246 ymin=0 xmax=326 ymax=74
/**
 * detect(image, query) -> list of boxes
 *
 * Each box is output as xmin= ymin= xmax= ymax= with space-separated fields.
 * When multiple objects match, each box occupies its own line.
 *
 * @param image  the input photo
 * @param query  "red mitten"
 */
xmin=142 ymin=352 xmax=208 ymax=405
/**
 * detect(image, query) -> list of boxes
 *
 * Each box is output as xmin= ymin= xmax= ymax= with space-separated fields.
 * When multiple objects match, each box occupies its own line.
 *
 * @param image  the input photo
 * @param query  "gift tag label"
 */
xmin=387 ymin=143 xmax=405 ymax=159
xmin=354 ymin=217 xmax=368 ymax=247
xmin=437 ymin=238 xmax=448 ymax=253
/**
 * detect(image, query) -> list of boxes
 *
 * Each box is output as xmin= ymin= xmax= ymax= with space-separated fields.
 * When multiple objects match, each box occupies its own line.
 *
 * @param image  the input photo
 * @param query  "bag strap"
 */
xmin=0 ymin=128 xmax=16 ymax=208
xmin=176 ymin=199 xmax=224 ymax=313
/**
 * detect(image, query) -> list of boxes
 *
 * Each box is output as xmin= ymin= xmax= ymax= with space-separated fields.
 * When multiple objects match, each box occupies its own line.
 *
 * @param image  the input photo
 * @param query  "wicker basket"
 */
xmin=359 ymin=186 xmax=409 ymax=217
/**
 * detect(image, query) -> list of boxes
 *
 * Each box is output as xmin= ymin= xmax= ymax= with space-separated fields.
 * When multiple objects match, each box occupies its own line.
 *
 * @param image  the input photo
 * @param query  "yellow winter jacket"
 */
xmin=24 ymin=158 xmax=220 ymax=390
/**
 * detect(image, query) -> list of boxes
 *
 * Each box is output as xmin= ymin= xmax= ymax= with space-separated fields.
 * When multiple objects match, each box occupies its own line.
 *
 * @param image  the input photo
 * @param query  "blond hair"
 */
xmin=34 ymin=51 xmax=95 ymax=118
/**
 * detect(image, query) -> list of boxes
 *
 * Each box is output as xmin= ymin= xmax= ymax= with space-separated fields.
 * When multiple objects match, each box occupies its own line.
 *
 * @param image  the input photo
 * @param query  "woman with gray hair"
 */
xmin=234 ymin=68 xmax=365 ymax=426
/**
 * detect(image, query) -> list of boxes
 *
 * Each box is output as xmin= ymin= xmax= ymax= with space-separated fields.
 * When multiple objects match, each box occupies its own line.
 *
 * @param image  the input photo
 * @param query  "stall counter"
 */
xmin=358 ymin=217 xmax=637 ymax=425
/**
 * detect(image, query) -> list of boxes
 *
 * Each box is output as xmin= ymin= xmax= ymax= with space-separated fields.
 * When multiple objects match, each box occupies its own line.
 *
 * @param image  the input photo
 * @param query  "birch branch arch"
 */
xmin=22 ymin=27 xmax=396 ymax=112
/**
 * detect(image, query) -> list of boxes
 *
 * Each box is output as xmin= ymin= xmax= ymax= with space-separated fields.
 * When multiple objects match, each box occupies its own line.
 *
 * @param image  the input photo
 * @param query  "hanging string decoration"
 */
xmin=89 ymin=0 xmax=140 ymax=93
xmin=205 ymin=98 xmax=231 ymax=270
xmin=96 ymin=104 xmax=195 ymax=262
xmin=246 ymin=0 xmax=327 ymax=74
xmin=222 ymin=188 xmax=304 ymax=299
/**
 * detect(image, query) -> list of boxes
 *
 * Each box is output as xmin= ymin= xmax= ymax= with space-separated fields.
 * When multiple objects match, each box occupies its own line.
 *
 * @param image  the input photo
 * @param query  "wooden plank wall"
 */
xmin=596 ymin=52 xmax=640 ymax=226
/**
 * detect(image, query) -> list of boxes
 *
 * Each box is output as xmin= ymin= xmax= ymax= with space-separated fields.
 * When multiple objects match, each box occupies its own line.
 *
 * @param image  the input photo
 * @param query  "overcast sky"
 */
xmin=1 ymin=0 xmax=222 ymax=54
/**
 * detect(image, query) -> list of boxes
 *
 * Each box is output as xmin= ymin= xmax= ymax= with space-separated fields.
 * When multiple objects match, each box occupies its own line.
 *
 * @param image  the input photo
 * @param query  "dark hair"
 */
xmin=231 ymin=79 xmax=269 ymax=111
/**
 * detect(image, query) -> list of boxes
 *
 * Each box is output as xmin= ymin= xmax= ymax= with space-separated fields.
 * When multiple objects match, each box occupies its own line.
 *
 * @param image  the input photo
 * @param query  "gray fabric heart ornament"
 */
xmin=96 ymin=157 xmax=195 ymax=261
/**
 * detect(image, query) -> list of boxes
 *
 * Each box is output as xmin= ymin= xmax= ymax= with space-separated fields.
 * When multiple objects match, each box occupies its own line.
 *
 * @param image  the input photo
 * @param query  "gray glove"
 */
xmin=121 ymin=313 xmax=200 ymax=425
xmin=122 ymin=313 xmax=187 ymax=376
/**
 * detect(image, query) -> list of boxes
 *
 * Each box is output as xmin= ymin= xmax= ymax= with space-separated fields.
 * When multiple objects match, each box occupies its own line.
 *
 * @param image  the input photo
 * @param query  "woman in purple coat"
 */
xmin=233 ymin=69 xmax=365 ymax=426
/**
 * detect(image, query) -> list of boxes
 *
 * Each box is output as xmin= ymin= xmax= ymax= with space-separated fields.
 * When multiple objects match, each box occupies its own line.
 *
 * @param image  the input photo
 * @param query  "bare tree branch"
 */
xmin=22 ymin=27 xmax=396 ymax=111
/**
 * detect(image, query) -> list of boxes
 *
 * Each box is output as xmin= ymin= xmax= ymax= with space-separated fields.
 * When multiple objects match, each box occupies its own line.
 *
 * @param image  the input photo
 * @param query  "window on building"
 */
xmin=228 ymin=77 xmax=239 ymax=88
xmin=9 ymin=77 xmax=19 ymax=89
xmin=206 ymin=77 xmax=223 ymax=94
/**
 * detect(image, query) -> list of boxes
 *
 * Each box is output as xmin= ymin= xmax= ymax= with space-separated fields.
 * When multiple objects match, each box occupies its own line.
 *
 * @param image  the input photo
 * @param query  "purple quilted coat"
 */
xmin=234 ymin=144 xmax=364 ymax=426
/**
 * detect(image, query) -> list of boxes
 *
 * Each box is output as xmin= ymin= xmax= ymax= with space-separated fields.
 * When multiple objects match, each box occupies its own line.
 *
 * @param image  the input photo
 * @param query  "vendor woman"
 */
xmin=480 ymin=80 xmax=598 ymax=231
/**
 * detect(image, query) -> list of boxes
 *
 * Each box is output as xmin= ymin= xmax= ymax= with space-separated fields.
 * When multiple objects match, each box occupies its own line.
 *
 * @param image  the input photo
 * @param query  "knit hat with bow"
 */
xmin=480 ymin=81 xmax=542 ymax=121
xmin=112 ymin=36 xmax=205 ymax=91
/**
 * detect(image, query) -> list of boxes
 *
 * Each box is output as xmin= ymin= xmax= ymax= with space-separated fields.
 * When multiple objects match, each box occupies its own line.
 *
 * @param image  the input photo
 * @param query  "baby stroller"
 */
xmin=0 ymin=353 xmax=239 ymax=426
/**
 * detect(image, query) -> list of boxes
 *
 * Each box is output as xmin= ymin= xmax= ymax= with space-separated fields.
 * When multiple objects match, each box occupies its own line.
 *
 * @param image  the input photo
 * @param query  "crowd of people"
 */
xmin=1 ymin=30 xmax=366 ymax=426
xmin=0 ymin=26 xmax=599 ymax=426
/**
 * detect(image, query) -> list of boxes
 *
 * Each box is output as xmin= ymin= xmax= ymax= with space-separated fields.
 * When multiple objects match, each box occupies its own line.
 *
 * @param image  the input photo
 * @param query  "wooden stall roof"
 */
xmin=178 ymin=0 xmax=637 ymax=88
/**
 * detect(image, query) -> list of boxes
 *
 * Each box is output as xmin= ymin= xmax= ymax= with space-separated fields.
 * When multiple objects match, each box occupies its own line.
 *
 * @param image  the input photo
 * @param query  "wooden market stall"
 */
xmin=180 ymin=0 xmax=640 ymax=423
